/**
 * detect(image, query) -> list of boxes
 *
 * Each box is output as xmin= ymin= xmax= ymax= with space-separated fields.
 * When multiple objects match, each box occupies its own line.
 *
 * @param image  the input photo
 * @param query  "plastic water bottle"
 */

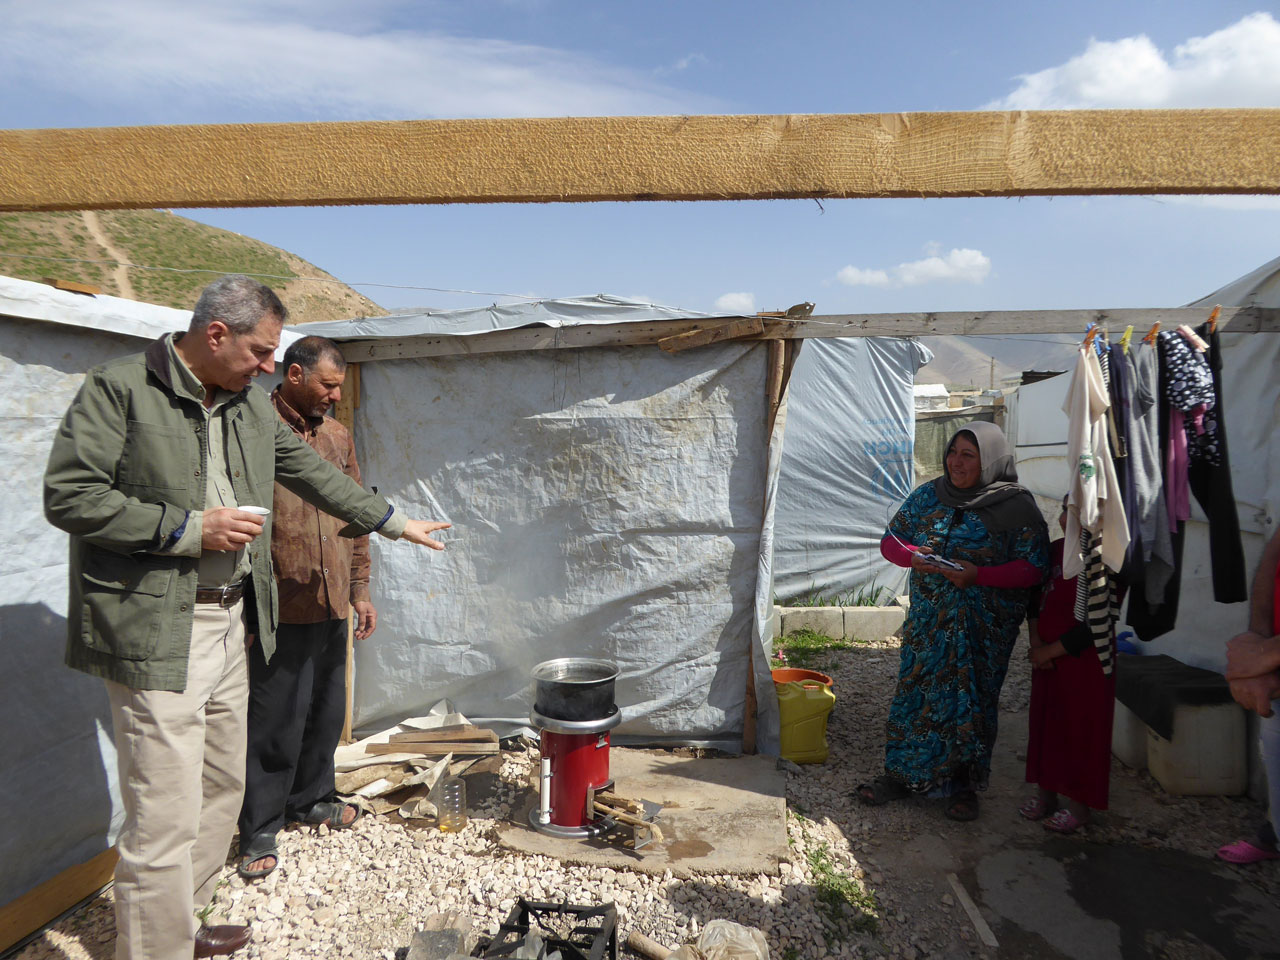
xmin=436 ymin=776 xmax=467 ymax=833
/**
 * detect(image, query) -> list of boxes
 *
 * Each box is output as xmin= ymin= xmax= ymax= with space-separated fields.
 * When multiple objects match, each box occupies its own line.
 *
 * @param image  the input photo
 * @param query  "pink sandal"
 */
xmin=1018 ymin=796 xmax=1051 ymax=821
xmin=1044 ymin=808 xmax=1087 ymax=834
xmin=1216 ymin=840 xmax=1280 ymax=864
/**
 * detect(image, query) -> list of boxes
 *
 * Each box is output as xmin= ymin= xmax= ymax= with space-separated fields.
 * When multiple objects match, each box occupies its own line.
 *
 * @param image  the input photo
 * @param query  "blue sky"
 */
xmin=2 ymin=1 xmax=1279 ymax=316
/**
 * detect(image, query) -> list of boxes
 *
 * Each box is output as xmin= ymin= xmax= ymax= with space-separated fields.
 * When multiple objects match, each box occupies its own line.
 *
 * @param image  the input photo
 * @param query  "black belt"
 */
xmin=194 ymin=579 xmax=247 ymax=607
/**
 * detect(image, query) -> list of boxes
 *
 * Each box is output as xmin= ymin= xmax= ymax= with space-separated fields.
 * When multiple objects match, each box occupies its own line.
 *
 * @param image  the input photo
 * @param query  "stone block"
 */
xmin=842 ymin=606 xmax=906 ymax=641
xmin=407 ymin=910 xmax=473 ymax=960
xmin=778 ymin=606 xmax=844 ymax=639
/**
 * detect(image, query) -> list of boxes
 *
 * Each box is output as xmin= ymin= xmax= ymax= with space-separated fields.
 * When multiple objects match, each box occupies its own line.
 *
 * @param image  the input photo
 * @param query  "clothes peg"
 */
xmin=1142 ymin=320 xmax=1161 ymax=345
xmin=1206 ymin=305 xmax=1220 ymax=335
xmin=1082 ymin=324 xmax=1099 ymax=352
xmin=1119 ymin=325 xmax=1134 ymax=355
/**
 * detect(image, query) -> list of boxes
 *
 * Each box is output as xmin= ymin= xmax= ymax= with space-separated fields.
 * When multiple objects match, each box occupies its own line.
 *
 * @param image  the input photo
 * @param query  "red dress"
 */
xmin=1025 ymin=539 xmax=1116 ymax=810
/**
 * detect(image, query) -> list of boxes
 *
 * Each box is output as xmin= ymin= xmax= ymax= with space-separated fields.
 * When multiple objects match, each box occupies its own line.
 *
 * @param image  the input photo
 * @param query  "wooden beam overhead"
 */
xmin=2 ymin=109 xmax=1278 ymax=212
xmin=336 ymin=305 xmax=1280 ymax=363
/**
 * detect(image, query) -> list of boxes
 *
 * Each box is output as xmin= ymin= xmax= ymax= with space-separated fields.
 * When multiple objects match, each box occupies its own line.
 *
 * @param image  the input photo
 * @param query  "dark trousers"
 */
xmin=238 ymin=618 xmax=348 ymax=852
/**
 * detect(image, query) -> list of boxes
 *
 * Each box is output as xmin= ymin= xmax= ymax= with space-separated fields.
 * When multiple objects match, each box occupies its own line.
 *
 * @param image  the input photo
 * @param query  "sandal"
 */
xmin=300 ymin=800 xmax=361 ymax=830
xmin=1018 ymin=796 xmax=1052 ymax=821
xmin=943 ymin=790 xmax=980 ymax=822
xmin=237 ymin=835 xmax=279 ymax=880
xmin=857 ymin=777 xmax=909 ymax=806
xmin=1044 ymin=808 xmax=1087 ymax=834
xmin=1217 ymin=839 xmax=1280 ymax=864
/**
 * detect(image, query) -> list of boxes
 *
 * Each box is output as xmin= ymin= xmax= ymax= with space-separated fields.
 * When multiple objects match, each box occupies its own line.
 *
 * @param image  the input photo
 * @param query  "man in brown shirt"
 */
xmin=238 ymin=336 xmax=376 ymax=879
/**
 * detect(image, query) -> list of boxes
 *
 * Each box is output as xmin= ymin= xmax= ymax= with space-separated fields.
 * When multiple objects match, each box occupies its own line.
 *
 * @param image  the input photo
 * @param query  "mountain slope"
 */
xmin=0 ymin=209 xmax=386 ymax=324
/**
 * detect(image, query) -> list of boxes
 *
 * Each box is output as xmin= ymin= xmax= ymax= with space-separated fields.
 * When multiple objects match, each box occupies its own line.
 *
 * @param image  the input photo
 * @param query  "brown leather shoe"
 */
xmin=194 ymin=924 xmax=252 ymax=957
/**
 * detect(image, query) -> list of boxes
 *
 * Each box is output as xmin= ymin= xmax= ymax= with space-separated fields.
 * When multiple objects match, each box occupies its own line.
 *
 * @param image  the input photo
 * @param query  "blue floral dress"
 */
xmin=884 ymin=483 xmax=1049 ymax=794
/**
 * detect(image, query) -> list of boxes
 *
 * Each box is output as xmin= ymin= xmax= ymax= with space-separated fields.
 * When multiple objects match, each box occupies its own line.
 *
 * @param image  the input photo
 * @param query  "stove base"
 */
xmin=528 ymin=808 xmax=611 ymax=839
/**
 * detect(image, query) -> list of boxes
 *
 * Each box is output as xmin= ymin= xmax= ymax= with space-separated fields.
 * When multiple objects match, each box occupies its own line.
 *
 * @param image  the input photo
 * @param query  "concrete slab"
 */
xmin=971 ymin=838 xmax=1280 ymax=960
xmin=495 ymin=749 xmax=786 ymax=879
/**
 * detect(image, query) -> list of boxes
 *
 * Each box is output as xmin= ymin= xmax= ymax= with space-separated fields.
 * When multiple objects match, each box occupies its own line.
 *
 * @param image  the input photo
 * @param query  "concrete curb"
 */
xmin=774 ymin=603 xmax=906 ymax=641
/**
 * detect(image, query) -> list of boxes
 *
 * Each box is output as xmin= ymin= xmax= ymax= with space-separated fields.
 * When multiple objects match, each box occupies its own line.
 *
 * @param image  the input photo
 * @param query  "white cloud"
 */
xmin=990 ymin=13 xmax=1280 ymax=109
xmin=0 ymin=0 xmax=709 ymax=121
xmin=1155 ymin=194 xmax=1280 ymax=212
xmin=714 ymin=292 xmax=756 ymax=314
xmin=836 ymin=266 xmax=891 ymax=287
xmin=897 ymin=248 xmax=991 ymax=286
xmin=655 ymin=53 xmax=709 ymax=76
xmin=836 ymin=247 xmax=991 ymax=288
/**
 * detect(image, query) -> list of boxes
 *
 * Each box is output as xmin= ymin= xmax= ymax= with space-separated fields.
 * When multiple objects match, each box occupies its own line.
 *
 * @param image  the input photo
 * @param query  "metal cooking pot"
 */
xmin=532 ymin=657 xmax=618 ymax=722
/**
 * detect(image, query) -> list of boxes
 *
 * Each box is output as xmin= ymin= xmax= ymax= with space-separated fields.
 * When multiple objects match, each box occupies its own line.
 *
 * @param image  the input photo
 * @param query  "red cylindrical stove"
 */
xmin=528 ymin=659 xmax=622 ymax=839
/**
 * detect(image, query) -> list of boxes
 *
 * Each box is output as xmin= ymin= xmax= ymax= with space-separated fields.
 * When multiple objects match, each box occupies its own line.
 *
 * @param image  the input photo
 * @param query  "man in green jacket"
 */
xmin=44 ymin=275 xmax=449 ymax=960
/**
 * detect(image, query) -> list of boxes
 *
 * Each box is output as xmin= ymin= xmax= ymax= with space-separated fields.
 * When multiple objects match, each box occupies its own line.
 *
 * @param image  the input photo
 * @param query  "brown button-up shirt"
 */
xmin=270 ymin=388 xmax=371 ymax=624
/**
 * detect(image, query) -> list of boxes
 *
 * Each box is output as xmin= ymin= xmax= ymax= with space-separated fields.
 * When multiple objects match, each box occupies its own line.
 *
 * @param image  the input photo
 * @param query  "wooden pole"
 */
xmin=332 ymin=363 xmax=361 ymax=744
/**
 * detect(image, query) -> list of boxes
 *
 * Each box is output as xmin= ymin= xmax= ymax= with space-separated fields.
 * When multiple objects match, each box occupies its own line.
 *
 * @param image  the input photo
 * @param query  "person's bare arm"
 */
xmin=1246 ymin=527 xmax=1280 ymax=636
xmin=1225 ymin=527 xmax=1280 ymax=681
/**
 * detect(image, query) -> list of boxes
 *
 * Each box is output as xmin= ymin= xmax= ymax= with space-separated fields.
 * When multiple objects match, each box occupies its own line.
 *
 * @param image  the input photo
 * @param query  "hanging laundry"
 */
xmin=1159 ymin=329 xmax=1220 ymax=467
xmin=1127 ymin=321 xmax=1248 ymax=641
xmin=1063 ymin=345 xmax=1130 ymax=578
xmin=1186 ymin=323 xmax=1247 ymax=603
xmin=1062 ymin=344 xmax=1130 ymax=673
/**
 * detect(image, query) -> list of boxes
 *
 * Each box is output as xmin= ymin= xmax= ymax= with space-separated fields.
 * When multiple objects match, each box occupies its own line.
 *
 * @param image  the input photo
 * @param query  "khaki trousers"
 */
xmin=106 ymin=600 xmax=248 ymax=960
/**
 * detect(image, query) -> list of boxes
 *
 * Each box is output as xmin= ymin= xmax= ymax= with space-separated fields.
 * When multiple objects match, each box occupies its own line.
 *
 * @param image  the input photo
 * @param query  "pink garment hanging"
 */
xmin=1166 ymin=407 xmax=1191 ymax=532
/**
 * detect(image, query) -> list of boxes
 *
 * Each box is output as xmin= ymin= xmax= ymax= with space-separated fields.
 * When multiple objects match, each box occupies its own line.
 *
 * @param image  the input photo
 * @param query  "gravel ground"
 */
xmin=15 ymin=631 xmax=1278 ymax=960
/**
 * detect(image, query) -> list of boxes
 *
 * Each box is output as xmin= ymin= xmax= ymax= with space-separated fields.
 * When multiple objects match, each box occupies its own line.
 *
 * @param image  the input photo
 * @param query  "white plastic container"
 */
xmin=1110 ymin=700 xmax=1149 ymax=770
xmin=1146 ymin=702 xmax=1248 ymax=796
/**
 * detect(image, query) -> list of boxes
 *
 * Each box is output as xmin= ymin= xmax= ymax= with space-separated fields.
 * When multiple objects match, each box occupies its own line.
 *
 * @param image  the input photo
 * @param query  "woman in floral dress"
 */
xmin=860 ymin=422 xmax=1049 ymax=820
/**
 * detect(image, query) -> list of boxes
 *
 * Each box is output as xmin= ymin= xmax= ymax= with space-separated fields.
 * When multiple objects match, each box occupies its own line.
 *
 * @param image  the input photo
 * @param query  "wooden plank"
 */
xmin=335 ymin=306 xmax=1280 ymax=363
xmin=364 ymin=741 xmax=499 ymax=756
xmin=0 ymin=848 xmax=117 ymax=953
xmin=340 ymin=612 xmax=354 ymax=745
xmin=389 ymin=726 xmax=497 ymax=744
xmin=3 ymin=110 xmax=1278 ymax=212
xmin=41 ymin=277 xmax=100 ymax=296
xmin=657 ymin=316 xmax=765 ymax=353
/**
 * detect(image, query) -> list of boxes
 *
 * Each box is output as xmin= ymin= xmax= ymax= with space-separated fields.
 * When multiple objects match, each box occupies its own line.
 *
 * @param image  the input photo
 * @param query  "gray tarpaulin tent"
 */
xmin=771 ymin=337 xmax=932 ymax=603
xmin=290 ymin=297 xmax=785 ymax=751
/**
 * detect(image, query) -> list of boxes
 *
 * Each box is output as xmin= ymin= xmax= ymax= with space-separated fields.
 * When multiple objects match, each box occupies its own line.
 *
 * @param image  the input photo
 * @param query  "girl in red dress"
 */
xmin=1021 ymin=496 xmax=1117 ymax=834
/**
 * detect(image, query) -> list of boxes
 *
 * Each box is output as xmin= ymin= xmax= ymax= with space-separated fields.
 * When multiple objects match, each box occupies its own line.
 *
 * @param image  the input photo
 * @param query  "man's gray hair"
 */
xmin=190 ymin=275 xmax=288 ymax=334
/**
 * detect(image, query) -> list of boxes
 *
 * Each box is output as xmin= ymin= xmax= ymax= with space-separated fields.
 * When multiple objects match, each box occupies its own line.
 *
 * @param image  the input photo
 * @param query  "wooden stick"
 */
xmin=625 ymin=930 xmax=673 ymax=960
xmin=592 ymin=802 xmax=664 ymax=842
xmin=365 ymin=741 xmax=499 ymax=756
xmin=947 ymin=873 xmax=999 ymax=949
xmin=389 ymin=725 xmax=496 ymax=744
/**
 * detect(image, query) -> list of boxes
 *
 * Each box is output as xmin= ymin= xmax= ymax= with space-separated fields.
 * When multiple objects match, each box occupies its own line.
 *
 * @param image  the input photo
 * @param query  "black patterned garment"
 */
xmin=1158 ymin=329 xmax=1221 ymax=466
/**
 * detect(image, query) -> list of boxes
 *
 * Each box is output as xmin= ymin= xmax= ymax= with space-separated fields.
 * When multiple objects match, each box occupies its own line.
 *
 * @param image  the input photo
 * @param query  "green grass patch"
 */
xmin=774 ymin=627 xmax=863 ymax=669
xmin=807 ymin=840 xmax=879 ymax=934
xmin=782 ymin=579 xmax=891 ymax=608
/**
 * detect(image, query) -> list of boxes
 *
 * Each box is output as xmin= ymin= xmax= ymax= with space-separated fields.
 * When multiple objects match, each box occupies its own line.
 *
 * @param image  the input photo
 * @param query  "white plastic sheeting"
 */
xmin=772 ymin=337 xmax=932 ymax=603
xmin=348 ymin=341 xmax=780 ymax=753
xmin=292 ymin=294 xmax=712 ymax=340
xmin=0 ymin=315 xmax=130 ymax=911
xmin=0 ymin=274 xmax=304 ymax=359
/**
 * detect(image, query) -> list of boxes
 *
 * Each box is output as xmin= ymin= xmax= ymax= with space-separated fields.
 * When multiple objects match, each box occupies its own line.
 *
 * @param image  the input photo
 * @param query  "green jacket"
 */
xmin=44 ymin=335 xmax=392 ymax=691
